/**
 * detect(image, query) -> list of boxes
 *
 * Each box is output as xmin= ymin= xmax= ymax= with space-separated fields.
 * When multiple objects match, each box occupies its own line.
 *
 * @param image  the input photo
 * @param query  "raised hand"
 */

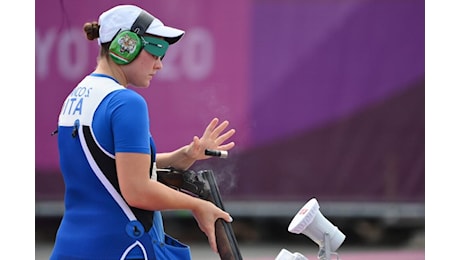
xmin=185 ymin=118 xmax=236 ymax=161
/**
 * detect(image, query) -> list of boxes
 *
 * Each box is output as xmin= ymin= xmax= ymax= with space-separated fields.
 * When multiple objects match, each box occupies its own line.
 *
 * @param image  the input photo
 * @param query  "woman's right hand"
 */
xmin=191 ymin=200 xmax=233 ymax=254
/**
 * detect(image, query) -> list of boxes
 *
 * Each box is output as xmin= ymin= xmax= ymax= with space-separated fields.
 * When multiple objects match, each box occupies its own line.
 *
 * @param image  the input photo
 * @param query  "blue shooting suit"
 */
xmin=50 ymin=74 xmax=191 ymax=260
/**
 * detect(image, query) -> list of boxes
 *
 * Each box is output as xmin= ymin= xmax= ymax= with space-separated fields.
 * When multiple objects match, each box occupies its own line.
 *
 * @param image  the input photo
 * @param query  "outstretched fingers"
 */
xmin=203 ymin=118 xmax=220 ymax=138
xmin=214 ymin=128 xmax=236 ymax=146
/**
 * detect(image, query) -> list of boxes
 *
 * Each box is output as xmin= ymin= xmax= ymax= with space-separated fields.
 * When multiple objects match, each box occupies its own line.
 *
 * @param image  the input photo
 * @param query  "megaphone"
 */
xmin=287 ymin=198 xmax=346 ymax=260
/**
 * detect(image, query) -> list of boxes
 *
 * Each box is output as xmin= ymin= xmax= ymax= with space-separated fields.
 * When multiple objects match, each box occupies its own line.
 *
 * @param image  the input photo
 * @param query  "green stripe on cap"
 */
xmin=142 ymin=36 xmax=169 ymax=57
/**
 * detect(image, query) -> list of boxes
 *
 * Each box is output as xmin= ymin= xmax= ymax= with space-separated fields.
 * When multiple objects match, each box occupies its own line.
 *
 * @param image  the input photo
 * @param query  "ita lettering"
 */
xmin=61 ymin=86 xmax=92 ymax=116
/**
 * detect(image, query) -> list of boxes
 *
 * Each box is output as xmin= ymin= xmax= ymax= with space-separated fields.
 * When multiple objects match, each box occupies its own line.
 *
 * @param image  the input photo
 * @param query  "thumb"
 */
xmin=222 ymin=211 xmax=233 ymax=223
xmin=225 ymin=215 xmax=233 ymax=223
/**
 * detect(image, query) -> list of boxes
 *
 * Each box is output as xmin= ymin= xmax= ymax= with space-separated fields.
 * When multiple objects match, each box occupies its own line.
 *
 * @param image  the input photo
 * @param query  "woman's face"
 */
xmin=122 ymin=49 xmax=163 ymax=88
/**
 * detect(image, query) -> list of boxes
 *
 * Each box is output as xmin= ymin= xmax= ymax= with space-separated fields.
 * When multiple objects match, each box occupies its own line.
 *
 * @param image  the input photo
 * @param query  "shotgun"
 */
xmin=157 ymin=167 xmax=243 ymax=260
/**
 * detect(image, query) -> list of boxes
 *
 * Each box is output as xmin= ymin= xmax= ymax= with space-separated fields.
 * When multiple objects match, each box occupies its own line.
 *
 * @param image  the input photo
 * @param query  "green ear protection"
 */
xmin=109 ymin=31 xmax=143 ymax=65
xmin=109 ymin=11 xmax=170 ymax=65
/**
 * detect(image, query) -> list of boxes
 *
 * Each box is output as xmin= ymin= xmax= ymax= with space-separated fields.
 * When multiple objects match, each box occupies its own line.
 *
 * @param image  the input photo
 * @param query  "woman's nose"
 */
xmin=154 ymin=58 xmax=163 ymax=69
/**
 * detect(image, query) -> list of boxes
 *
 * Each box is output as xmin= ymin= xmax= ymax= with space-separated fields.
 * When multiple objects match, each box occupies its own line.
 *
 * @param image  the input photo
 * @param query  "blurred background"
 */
xmin=36 ymin=0 xmax=424 ymax=258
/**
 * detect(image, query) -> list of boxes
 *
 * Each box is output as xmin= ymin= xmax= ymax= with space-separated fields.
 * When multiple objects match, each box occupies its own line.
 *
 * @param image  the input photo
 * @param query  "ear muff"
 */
xmin=109 ymin=30 xmax=143 ymax=65
xmin=108 ymin=11 xmax=155 ymax=65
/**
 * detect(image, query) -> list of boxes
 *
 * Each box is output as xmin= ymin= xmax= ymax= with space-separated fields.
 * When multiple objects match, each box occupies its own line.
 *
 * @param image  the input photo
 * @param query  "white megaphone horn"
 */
xmin=286 ymin=198 xmax=346 ymax=260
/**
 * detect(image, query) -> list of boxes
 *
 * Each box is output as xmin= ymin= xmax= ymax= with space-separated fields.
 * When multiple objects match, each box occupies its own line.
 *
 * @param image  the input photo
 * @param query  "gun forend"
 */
xmin=199 ymin=170 xmax=243 ymax=260
xmin=157 ymin=168 xmax=243 ymax=260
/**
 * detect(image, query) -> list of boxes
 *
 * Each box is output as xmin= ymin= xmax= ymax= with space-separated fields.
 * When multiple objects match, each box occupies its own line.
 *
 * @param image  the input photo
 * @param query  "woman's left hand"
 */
xmin=186 ymin=118 xmax=236 ymax=160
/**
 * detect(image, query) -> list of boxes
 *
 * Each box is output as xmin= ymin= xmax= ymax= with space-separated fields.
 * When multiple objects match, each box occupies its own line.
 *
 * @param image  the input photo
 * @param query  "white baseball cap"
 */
xmin=98 ymin=5 xmax=185 ymax=45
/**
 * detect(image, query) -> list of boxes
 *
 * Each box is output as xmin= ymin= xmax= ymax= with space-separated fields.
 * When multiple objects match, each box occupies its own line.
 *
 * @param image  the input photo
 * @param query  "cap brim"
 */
xmin=143 ymin=36 xmax=169 ymax=57
xmin=147 ymin=26 xmax=184 ymax=45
